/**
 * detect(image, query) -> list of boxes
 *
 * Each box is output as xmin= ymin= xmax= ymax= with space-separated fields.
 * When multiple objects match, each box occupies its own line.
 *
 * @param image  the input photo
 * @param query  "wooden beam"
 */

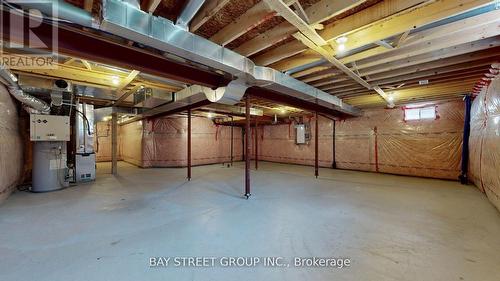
xmin=234 ymin=21 xmax=297 ymax=56
xmin=292 ymin=33 xmax=373 ymax=89
xmin=253 ymin=40 xmax=307 ymax=66
xmin=306 ymin=0 xmax=369 ymax=25
xmin=209 ymin=0 xmax=294 ymax=46
xmin=142 ymin=0 xmax=163 ymax=13
xmin=292 ymin=1 xmax=309 ymax=23
xmin=81 ymin=59 xmax=92 ymax=71
xmin=190 ymin=0 xmax=231 ymax=32
xmin=83 ymin=0 xmax=93 ymax=12
xmin=115 ymin=70 xmax=140 ymax=92
xmin=374 ymin=40 xmax=394 ymax=49
xmin=305 ymin=37 xmax=500 ymax=84
xmin=235 ymin=0 xmax=368 ymax=57
xmin=270 ymin=9 xmax=500 ymax=71
xmin=396 ymin=30 xmax=411 ymax=48
xmin=114 ymin=84 xmax=143 ymax=106
xmin=327 ymin=0 xmax=494 ymax=53
xmin=263 ymin=0 xmax=423 ymax=68
xmin=263 ymin=0 xmax=327 ymax=46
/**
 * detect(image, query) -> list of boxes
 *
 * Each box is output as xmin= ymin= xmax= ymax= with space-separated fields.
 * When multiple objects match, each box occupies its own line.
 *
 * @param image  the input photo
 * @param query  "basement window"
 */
xmin=404 ymin=106 xmax=436 ymax=121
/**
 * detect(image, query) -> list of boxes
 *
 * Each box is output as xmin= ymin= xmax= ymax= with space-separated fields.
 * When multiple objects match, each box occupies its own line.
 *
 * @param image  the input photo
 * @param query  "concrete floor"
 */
xmin=1 ymin=162 xmax=499 ymax=281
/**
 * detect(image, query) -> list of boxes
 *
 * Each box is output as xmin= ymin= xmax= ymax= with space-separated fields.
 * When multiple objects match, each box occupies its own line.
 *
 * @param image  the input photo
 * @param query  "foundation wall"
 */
xmin=257 ymin=100 xmax=465 ymax=180
xmin=142 ymin=116 xmax=243 ymax=167
xmin=469 ymin=76 xmax=500 ymax=211
xmin=0 ymin=86 xmax=23 ymax=203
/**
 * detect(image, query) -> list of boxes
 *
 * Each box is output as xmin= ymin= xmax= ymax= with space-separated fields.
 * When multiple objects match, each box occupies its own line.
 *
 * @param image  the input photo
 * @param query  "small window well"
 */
xmin=404 ymin=106 xmax=436 ymax=121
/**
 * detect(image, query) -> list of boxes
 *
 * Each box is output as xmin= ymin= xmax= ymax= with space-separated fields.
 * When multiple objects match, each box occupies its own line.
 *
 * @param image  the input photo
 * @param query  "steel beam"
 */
xmin=1 ymin=9 xmax=229 ymax=88
xmin=246 ymin=87 xmax=354 ymax=118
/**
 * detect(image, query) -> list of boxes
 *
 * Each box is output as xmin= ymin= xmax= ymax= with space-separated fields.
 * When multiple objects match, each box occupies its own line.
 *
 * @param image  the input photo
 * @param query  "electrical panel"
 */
xmin=30 ymin=114 xmax=70 ymax=141
xmin=295 ymin=123 xmax=311 ymax=145
xmin=296 ymin=124 xmax=306 ymax=144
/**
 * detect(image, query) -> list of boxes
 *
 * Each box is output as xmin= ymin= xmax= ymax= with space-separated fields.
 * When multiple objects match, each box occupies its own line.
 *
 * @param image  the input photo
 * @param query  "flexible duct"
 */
xmin=0 ymin=67 xmax=51 ymax=114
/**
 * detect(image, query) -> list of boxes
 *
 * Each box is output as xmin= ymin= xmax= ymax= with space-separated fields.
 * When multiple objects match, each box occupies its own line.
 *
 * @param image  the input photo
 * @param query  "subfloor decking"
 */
xmin=0 ymin=162 xmax=499 ymax=281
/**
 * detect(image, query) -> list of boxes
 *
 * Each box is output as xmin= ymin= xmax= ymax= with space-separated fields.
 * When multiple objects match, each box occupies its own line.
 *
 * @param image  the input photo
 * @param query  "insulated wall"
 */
xmin=119 ymin=121 xmax=143 ymax=167
xmin=469 ymin=76 xmax=500 ymax=211
xmin=257 ymin=100 xmax=464 ymax=180
xmin=142 ymin=116 xmax=243 ymax=167
xmin=95 ymin=121 xmax=122 ymax=162
xmin=0 ymin=85 xmax=23 ymax=203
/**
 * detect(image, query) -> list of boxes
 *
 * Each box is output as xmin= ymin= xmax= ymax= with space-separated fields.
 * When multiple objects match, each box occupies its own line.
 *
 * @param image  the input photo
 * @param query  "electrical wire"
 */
xmin=73 ymin=108 xmax=92 ymax=136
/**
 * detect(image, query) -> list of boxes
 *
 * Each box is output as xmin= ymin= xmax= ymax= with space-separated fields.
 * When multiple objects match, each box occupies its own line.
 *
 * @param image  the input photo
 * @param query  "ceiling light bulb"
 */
xmin=335 ymin=36 xmax=348 ymax=44
xmin=337 ymin=44 xmax=345 ymax=52
xmin=111 ymin=76 xmax=120 ymax=85
xmin=387 ymin=94 xmax=394 ymax=102
xmin=207 ymin=112 xmax=213 ymax=118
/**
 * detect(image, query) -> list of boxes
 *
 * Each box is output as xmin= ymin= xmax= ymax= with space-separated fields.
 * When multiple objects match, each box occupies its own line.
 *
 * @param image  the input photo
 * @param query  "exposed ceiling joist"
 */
xmin=115 ymin=70 xmax=140 ymax=93
xmin=114 ymin=84 xmax=143 ymax=106
xmin=190 ymin=0 xmax=231 ymax=32
xmin=306 ymin=0 xmax=369 ymax=25
xmin=307 ymin=38 xmax=500 ymax=86
xmin=291 ymin=1 xmax=309 ymax=23
xmin=270 ymin=8 xmax=500 ymax=72
xmin=260 ymin=0 xmax=424 ymax=68
xmin=142 ymin=0 xmax=162 ymax=13
xmin=235 ymin=0 xmax=368 ymax=57
xmin=327 ymin=0 xmax=494 ymax=53
xmin=209 ymin=0 xmax=295 ymax=46
xmin=83 ymin=0 xmax=93 ymax=12
xmin=263 ymin=0 xmax=327 ymax=46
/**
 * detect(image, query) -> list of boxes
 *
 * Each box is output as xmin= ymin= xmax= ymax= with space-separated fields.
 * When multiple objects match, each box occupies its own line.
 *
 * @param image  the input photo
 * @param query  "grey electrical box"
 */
xmin=296 ymin=124 xmax=306 ymax=144
xmin=30 ymin=114 xmax=70 ymax=141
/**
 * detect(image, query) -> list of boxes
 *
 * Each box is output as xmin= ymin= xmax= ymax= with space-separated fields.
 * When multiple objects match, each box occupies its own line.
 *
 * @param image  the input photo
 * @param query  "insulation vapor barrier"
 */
xmin=96 ymin=117 xmax=243 ymax=168
xmin=143 ymin=117 xmax=243 ymax=167
xmin=257 ymin=100 xmax=465 ymax=180
xmin=0 ymin=85 xmax=23 ymax=203
xmin=95 ymin=121 xmax=122 ymax=162
xmin=469 ymin=76 xmax=500 ymax=211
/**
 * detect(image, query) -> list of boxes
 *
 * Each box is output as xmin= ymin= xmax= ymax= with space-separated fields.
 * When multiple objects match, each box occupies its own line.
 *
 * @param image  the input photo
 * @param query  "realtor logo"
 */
xmin=0 ymin=0 xmax=58 ymax=69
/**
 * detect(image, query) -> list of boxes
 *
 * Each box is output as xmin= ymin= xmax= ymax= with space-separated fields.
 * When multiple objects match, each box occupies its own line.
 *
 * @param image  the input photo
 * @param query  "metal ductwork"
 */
xmin=11 ymin=0 xmax=97 ymax=28
xmin=0 ymin=67 xmax=51 ymax=114
xmin=16 ymin=0 xmax=361 ymax=116
xmin=176 ymin=0 xmax=207 ymax=29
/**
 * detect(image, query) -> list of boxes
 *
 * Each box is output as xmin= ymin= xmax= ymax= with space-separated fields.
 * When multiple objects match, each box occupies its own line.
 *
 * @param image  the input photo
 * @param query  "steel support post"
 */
xmin=255 ymin=117 xmax=258 ymax=170
xmin=315 ymin=112 xmax=319 ymax=178
xmin=111 ymin=112 xmax=118 ymax=175
xmin=245 ymin=96 xmax=251 ymax=199
xmin=187 ymin=108 xmax=192 ymax=180
xmin=230 ymin=116 xmax=234 ymax=166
